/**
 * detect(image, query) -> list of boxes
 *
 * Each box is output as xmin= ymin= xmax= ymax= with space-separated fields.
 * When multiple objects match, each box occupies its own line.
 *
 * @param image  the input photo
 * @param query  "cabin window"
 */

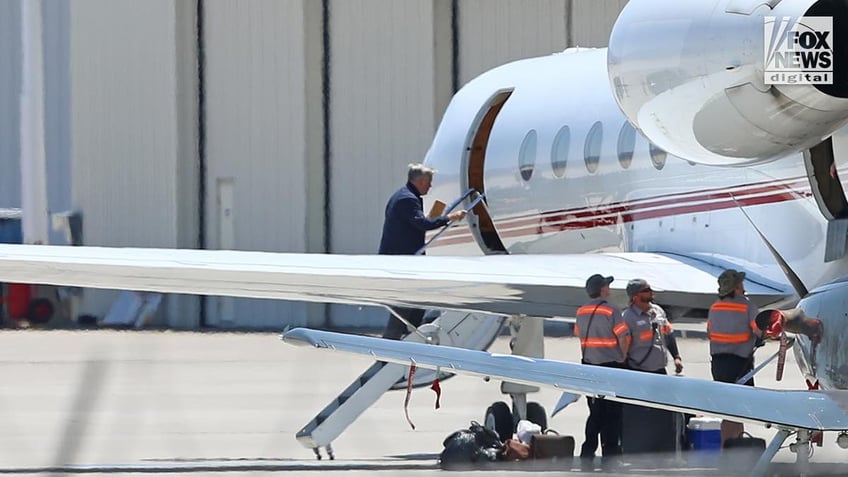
xmin=584 ymin=121 xmax=603 ymax=173
xmin=617 ymin=122 xmax=636 ymax=169
xmin=551 ymin=126 xmax=570 ymax=178
xmin=650 ymin=143 xmax=667 ymax=170
xmin=519 ymin=129 xmax=537 ymax=181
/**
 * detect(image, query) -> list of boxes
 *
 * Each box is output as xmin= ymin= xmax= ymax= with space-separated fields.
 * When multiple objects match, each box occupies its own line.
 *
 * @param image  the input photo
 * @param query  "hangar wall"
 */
xmin=1 ymin=0 xmax=627 ymax=329
xmin=201 ymin=0 xmax=318 ymax=328
xmin=0 ymin=0 xmax=21 ymax=209
xmin=69 ymin=0 xmax=200 ymax=326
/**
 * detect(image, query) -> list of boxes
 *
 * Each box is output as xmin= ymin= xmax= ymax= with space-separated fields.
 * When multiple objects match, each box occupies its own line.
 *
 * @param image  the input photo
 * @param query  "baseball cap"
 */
xmin=626 ymin=278 xmax=650 ymax=299
xmin=585 ymin=274 xmax=613 ymax=297
xmin=718 ymin=269 xmax=746 ymax=296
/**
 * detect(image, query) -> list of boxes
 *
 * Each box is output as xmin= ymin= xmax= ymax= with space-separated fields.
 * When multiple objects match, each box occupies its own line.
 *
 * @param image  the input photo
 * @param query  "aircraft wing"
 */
xmin=0 ymin=244 xmax=789 ymax=317
xmin=283 ymin=328 xmax=848 ymax=431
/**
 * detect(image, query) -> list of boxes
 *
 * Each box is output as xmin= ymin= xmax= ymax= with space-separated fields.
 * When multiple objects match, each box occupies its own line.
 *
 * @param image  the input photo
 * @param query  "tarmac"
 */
xmin=0 ymin=328 xmax=847 ymax=476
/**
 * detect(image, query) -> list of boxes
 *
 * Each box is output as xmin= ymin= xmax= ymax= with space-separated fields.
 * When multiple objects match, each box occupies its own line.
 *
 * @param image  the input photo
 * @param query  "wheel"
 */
xmin=526 ymin=401 xmax=548 ymax=431
xmin=484 ymin=401 xmax=513 ymax=442
xmin=27 ymin=298 xmax=54 ymax=324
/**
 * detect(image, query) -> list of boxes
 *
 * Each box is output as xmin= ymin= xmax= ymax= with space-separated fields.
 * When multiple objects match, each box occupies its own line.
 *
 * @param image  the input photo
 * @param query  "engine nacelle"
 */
xmin=608 ymin=0 xmax=848 ymax=166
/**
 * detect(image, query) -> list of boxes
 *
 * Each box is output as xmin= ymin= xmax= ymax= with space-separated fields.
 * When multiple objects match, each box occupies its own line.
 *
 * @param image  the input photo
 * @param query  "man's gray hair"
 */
xmin=407 ymin=163 xmax=437 ymax=182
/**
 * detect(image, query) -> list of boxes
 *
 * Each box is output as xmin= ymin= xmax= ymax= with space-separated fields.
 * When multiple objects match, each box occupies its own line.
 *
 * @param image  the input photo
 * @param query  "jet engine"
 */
xmin=608 ymin=0 xmax=848 ymax=166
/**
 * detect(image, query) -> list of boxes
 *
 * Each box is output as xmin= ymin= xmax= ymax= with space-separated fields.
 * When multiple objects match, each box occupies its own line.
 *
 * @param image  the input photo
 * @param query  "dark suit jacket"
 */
xmin=378 ymin=182 xmax=448 ymax=254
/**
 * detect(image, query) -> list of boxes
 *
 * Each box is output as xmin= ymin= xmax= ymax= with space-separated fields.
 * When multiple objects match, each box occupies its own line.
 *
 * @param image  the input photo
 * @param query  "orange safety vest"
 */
xmin=575 ymin=300 xmax=627 ymax=365
xmin=707 ymin=296 xmax=757 ymax=357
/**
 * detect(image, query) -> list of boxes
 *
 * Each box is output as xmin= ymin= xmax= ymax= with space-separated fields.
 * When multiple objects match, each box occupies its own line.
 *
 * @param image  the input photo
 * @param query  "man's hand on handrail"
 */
xmin=447 ymin=210 xmax=467 ymax=222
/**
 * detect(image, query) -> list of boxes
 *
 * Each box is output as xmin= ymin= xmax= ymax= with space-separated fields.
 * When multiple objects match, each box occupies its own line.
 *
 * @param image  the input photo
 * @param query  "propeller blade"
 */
xmin=731 ymin=195 xmax=809 ymax=298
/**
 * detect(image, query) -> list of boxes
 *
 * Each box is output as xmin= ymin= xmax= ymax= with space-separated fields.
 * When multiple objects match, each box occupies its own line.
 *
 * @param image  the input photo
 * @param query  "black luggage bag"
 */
xmin=721 ymin=432 xmax=766 ymax=475
xmin=622 ymin=404 xmax=682 ymax=455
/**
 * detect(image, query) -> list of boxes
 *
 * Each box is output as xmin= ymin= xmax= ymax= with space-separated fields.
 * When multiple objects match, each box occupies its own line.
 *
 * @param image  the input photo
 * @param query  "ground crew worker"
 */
xmin=575 ymin=274 xmax=629 ymax=470
xmin=378 ymin=163 xmax=466 ymax=339
xmin=650 ymin=303 xmax=684 ymax=375
xmin=622 ymin=279 xmax=681 ymax=374
xmin=621 ymin=279 xmax=687 ymax=455
xmin=707 ymin=269 xmax=763 ymax=446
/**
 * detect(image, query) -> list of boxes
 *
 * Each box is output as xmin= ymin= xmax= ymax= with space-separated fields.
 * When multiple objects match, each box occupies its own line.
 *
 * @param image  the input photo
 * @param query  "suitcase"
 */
xmin=723 ymin=433 xmax=766 ymax=450
xmin=622 ymin=404 xmax=683 ymax=455
xmin=530 ymin=431 xmax=574 ymax=460
xmin=721 ymin=432 xmax=766 ymax=475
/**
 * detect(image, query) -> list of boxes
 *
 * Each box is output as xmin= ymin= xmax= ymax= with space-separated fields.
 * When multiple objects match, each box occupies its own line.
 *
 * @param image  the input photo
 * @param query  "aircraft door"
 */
xmin=461 ymin=90 xmax=511 ymax=255
xmin=805 ymin=138 xmax=848 ymax=220
xmin=804 ymin=137 xmax=848 ymax=261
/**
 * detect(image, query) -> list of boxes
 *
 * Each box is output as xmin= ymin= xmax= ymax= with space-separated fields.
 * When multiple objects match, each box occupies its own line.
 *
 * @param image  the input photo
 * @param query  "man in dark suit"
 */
xmin=379 ymin=163 xmax=466 ymax=339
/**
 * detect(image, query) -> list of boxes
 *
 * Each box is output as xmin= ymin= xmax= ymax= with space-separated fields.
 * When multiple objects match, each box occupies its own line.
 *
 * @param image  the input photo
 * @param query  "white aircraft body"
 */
xmin=2 ymin=0 xmax=848 ymax=474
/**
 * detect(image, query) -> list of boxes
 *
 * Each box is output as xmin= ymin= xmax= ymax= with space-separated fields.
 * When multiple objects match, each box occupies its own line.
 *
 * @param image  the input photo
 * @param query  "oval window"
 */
xmin=584 ymin=121 xmax=603 ymax=174
xmin=650 ymin=143 xmax=667 ymax=170
xmin=519 ymin=130 xmax=537 ymax=181
xmin=617 ymin=122 xmax=636 ymax=169
xmin=551 ymin=126 xmax=570 ymax=178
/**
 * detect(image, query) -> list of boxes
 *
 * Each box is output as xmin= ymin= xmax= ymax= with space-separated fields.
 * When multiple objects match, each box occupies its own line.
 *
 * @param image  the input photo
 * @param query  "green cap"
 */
xmin=718 ymin=269 xmax=745 ymax=297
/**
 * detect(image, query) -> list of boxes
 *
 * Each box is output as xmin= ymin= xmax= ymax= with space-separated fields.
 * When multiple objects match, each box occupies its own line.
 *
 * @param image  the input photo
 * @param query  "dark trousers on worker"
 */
xmin=381 ymin=306 xmax=425 ymax=340
xmin=580 ymin=361 xmax=625 ymax=460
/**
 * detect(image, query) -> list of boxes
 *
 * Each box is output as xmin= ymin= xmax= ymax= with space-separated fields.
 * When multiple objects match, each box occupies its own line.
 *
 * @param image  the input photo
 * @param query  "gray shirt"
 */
xmin=623 ymin=304 xmax=667 ymax=372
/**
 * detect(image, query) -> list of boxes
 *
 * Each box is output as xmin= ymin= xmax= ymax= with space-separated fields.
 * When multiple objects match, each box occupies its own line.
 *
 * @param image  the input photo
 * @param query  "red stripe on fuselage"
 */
xmin=429 ymin=177 xmax=811 ymax=247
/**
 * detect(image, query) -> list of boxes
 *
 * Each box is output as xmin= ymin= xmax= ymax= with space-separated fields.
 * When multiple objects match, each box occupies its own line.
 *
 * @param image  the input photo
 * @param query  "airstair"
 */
xmin=295 ymin=309 xmax=506 ymax=459
xmin=295 ymin=188 xmax=503 ymax=459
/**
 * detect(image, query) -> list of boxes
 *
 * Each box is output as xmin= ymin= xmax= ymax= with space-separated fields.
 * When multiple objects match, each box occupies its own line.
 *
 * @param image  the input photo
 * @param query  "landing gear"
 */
xmin=526 ymin=401 xmax=547 ymax=431
xmin=484 ymin=400 xmax=548 ymax=441
xmin=750 ymin=428 xmax=812 ymax=477
xmin=485 ymin=401 xmax=513 ymax=441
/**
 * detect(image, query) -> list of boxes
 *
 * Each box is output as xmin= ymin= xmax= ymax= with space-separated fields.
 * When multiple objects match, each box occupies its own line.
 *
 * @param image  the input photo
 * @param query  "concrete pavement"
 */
xmin=0 ymin=329 xmax=845 ymax=476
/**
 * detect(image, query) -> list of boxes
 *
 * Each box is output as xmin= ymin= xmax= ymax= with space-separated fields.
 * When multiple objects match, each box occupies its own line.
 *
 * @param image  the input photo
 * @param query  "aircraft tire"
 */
xmin=484 ymin=401 xmax=513 ymax=442
xmin=526 ymin=401 xmax=547 ymax=431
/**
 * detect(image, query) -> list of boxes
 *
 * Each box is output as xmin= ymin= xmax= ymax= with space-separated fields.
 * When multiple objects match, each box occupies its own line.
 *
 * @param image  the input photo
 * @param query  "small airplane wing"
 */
xmin=282 ymin=328 xmax=848 ymax=431
xmin=0 ymin=244 xmax=788 ymax=317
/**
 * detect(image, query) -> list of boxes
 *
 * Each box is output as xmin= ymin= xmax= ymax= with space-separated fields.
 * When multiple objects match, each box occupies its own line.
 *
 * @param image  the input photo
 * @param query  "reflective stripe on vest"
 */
xmin=577 ymin=304 xmax=614 ymax=317
xmin=707 ymin=297 xmax=757 ymax=357
xmin=580 ymin=337 xmax=619 ymax=348
xmin=710 ymin=302 xmax=748 ymax=313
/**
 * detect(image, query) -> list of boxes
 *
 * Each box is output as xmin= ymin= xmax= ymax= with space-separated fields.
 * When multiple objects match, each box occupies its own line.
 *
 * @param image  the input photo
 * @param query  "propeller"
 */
xmin=732 ymin=195 xmax=809 ymax=381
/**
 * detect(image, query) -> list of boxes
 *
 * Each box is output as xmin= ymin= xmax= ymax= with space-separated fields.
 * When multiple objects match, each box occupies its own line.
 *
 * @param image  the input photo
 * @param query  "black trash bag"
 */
xmin=439 ymin=420 xmax=504 ymax=469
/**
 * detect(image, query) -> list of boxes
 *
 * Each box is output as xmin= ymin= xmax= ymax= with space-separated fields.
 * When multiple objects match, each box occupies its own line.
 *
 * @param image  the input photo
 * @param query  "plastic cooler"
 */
xmin=687 ymin=417 xmax=722 ymax=465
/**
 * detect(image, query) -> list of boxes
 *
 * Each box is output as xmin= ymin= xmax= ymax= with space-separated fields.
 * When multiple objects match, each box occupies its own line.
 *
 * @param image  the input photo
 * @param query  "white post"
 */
xmin=20 ymin=0 xmax=49 ymax=245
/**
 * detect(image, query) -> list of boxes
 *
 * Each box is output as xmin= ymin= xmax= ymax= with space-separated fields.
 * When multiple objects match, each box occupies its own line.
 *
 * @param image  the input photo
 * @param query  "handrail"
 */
xmin=442 ymin=188 xmax=477 ymax=215
xmin=415 ymin=190 xmax=485 ymax=255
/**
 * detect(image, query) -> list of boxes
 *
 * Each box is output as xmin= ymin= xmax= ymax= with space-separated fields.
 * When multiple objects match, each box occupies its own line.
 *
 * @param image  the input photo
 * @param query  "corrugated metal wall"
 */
xmin=328 ymin=0 xmax=449 ymax=254
xmin=202 ymin=0 xmax=315 ymax=328
xmin=458 ymin=0 xmax=569 ymax=87
xmin=0 ymin=0 xmax=21 ymax=208
xmin=458 ymin=0 xmax=628 ymax=87
xmin=69 ymin=0 xmax=199 ymax=326
xmin=325 ymin=0 xmax=455 ymax=328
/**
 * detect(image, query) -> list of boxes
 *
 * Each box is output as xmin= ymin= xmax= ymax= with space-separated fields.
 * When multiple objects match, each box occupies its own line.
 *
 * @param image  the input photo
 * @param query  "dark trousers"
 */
xmin=580 ymin=361 xmax=625 ymax=458
xmin=381 ymin=306 xmax=425 ymax=340
xmin=711 ymin=353 xmax=755 ymax=386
